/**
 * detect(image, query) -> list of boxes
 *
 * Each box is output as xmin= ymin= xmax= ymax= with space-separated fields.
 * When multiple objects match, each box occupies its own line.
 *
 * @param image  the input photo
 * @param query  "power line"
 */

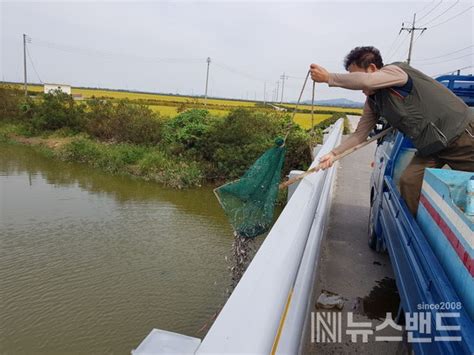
xmin=432 ymin=65 xmax=472 ymax=77
xmin=416 ymin=0 xmax=436 ymax=15
xmin=26 ymin=35 xmax=308 ymax=92
xmin=416 ymin=0 xmax=443 ymax=23
xmin=428 ymin=5 xmax=473 ymax=28
xmin=387 ymin=32 xmax=411 ymax=62
xmin=280 ymin=72 xmax=288 ymax=103
xmin=413 ymin=30 xmax=425 ymax=45
xmin=26 ymin=35 xmax=285 ymax=101
xmin=30 ymin=37 xmax=204 ymax=64
xmin=415 ymin=53 xmax=472 ymax=65
xmin=385 ymin=1 xmax=465 ymax=64
xmin=419 ymin=0 xmax=459 ymax=26
xmin=26 ymin=46 xmax=43 ymax=84
xmin=385 ymin=33 xmax=404 ymax=59
xmin=399 ymin=13 xmax=427 ymax=64
xmin=213 ymin=62 xmax=269 ymax=83
xmin=407 ymin=31 xmax=426 ymax=61
xmin=413 ymin=45 xmax=473 ymax=61
xmin=387 ymin=33 xmax=411 ymax=62
xmin=286 ymin=75 xmax=306 ymax=80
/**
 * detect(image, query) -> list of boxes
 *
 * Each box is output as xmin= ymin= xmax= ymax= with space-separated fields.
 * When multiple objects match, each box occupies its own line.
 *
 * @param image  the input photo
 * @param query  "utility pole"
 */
xmin=23 ymin=34 xmax=28 ymax=97
xmin=280 ymin=73 xmax=288 ymax=103
xmin=204 ymin=57 xmax=211 ymax=105
xmin=399 ymin=14 xmax=426 ymax=65
xmin=263 ymin=82 xmax=266 ymax=104
xmin=275 ymin=81 xmax=280 ymax=103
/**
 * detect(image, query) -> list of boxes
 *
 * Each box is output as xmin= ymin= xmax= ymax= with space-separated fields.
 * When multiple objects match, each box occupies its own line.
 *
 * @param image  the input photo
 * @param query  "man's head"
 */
xmin=344 ymin=46 xmax=384 ymax=73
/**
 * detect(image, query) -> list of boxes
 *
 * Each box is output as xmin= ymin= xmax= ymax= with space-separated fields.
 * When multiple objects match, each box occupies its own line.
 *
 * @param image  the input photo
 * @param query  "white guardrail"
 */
xmin=133 ymin=119 xmax=344 ymax=355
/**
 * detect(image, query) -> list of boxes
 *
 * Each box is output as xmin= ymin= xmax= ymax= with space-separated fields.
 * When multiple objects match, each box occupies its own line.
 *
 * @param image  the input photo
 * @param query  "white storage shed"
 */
xmin=43 ymin=83 xmax=72 ymax=95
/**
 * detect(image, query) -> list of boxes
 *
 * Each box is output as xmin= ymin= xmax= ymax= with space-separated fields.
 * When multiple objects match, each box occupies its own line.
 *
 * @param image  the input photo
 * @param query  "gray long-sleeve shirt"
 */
xmin=327 ymin=65 xmax=408 ymax=155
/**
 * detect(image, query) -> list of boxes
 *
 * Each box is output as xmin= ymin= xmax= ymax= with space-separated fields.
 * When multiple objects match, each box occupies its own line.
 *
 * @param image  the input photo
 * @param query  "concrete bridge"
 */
xmin=133 ymin=117 xmax=398 ymax=355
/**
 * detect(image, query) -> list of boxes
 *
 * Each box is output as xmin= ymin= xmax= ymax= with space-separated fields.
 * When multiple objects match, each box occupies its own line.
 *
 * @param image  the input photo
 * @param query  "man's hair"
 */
xmin=344 ymin=46 xmax=384 ymax=71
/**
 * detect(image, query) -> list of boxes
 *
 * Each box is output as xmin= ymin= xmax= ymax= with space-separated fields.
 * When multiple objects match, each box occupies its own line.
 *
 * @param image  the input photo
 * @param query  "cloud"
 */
xmin=1 ymin=1 xmax=472 ymax=102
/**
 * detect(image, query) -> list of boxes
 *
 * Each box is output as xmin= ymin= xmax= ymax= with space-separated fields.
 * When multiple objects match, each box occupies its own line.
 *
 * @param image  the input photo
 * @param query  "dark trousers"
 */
xmin=400 ymin=122 xmax=474 ymax=215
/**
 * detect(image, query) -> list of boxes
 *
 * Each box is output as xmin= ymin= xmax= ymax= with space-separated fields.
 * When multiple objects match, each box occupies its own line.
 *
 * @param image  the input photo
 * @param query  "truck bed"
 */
xmin=379 ymin=174 xmax=474 ymax=354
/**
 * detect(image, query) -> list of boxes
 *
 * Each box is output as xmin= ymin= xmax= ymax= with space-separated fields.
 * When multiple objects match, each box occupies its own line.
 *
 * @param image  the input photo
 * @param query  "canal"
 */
xmin=0 ymin=143 xmax=237 ymax=354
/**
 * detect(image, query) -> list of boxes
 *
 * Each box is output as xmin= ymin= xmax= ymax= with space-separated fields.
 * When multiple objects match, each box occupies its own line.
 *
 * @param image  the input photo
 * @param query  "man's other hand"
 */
xmin=319 ymin=152 xmax=335 ymax=170
xmin=310 ymin=64 xmax=330 ymax=83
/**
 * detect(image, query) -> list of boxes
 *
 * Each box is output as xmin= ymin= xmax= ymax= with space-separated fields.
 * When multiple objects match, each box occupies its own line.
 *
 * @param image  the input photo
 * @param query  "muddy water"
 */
xmin=353 ymin=277 xmax=400 ymax=320
xmin=0 ymin=143 xmax=236 ymax=354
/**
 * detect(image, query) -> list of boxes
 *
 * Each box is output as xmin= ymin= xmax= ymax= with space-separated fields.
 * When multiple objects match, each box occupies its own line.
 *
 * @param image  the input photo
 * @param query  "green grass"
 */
xmin=57 ymin=138 xmax=204 ymax=188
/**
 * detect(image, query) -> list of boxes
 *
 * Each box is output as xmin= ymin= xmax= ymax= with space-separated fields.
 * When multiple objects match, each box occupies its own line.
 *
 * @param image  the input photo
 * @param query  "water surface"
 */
xmin=0 ymin=143 xmax=234 ymax=354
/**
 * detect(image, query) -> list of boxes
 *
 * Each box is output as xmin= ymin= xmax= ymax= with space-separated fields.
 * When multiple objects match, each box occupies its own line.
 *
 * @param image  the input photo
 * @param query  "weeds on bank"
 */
xmin=0 ymin=86 xmax=347 ymax=188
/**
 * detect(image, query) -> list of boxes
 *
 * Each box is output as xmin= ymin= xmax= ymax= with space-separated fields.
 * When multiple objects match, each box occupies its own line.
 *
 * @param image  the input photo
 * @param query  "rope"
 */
xmin=283 ymin=70 xmax=311 ymax=142
xmin=311 ymin=80 xmax=315 ymax=137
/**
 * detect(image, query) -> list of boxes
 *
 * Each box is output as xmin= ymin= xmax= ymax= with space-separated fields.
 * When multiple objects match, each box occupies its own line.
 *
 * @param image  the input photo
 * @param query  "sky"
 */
xmin=1 ymin=0 xmax=473 ymax=103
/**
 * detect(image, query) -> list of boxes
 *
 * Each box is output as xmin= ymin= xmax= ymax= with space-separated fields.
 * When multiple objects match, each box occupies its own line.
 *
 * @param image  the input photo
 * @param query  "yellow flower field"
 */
xmin=283 ymin=103 xmax=363 ymax=114
xmin=75 ymin=88 xmax=257 ymax=107
xmin=293 ymin=113 xmax=333 ymax=129
xmin=148 ymin=105 xmax=180 ymax=117
xmin=5 ymin=84 xmax=256 ymax=106
xmin=5 ymin=83 xmax=357 ymax=129
xmin=148 ymin=105 xmax=229 ymax=117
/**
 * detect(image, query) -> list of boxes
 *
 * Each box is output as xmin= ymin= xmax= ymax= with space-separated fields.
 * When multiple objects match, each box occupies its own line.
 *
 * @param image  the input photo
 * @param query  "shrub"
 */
xmin=283 ymin=127 xmax=312 ymax=173
xmin=136 ymin=150 xmax=203 ymax=188
xmin=58 ymin=138 xmax=203 ymax=187
xmin=30 ymin=90 xmax=85 ymax=132
xmin=0 ymin=85 xmax=26 ymax=121
xmin=58 ymin=138 xmax=102 ymax=164
xmin=202 ymin=108 xmax=311 ymax=180
xmin=85 ymin=99 xmax=163 ymax=145
xmin=58 ymin=138 xmax=147 ymax=174
xmin=162 ymin=109 xmax=214 ymax=154
xmin=343 ymin=116 xmax=352 ymax=134
xmin=82 ymin=99 xmax=115 ymax=140
xmin=4 ymin=90 xmax=315 ymax=188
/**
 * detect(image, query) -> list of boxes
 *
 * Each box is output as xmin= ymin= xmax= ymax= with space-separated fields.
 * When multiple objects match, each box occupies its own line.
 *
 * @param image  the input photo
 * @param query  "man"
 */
xmin=310 ymin=46 xmax=473 ymax=215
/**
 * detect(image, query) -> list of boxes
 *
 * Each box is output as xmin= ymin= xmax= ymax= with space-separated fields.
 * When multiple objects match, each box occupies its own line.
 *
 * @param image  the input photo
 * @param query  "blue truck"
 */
xmin=436 ymin=74 xmax=474 ymax=107
xmin=368 ymin=74 xmax=474 ymax=354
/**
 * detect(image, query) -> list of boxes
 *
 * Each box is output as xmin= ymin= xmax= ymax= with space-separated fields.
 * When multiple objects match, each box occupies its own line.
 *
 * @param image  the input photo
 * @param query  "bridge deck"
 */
xmin=306 ymin=117 xmax=401 ymax=354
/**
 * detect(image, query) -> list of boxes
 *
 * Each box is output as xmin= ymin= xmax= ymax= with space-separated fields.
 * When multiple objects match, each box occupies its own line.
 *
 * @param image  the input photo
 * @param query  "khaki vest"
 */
xmin=368 ymin=62 xmax=473 ymax=156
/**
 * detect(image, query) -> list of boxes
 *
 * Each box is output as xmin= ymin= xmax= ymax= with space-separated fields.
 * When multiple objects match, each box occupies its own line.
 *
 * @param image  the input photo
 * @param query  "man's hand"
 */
xmin=319 ymin=151 xmax=335 ymax=170
xmin=310 ymin=63 xmax=330 ymax=83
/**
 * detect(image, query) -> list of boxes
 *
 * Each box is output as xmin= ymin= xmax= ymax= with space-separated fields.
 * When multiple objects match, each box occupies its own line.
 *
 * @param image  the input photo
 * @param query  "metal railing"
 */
xmin=133 ymin=119 xmax=344 ymax=355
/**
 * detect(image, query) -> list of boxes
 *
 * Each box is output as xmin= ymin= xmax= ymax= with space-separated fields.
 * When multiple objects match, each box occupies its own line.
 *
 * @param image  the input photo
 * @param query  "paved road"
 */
xmin=347 ymin=114 xmax=362 ymax=133
xmin=305 ymin=117 xmax=403 ymax=354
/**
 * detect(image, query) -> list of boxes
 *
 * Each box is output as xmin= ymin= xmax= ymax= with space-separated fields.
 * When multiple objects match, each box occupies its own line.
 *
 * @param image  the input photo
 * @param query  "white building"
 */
xmin=43 ymin=83 xmax=71 ymax=95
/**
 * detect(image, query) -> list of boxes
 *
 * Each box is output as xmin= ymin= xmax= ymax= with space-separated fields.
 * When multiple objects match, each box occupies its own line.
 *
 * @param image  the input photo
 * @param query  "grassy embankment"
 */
xmin=0 ymin=84 xmax=351 ymax=188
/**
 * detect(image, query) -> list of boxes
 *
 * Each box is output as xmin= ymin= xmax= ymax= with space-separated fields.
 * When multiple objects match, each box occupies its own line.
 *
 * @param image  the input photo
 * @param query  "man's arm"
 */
xmin=331 ymin=100 xmax=378 ymax=155
xmin=310 ymin=63 xmax=404 ymax=169
xmin=318 ymin=100 xmax=378 ymax=169
xmin=328 ymin=65 xmax=408 ymax=91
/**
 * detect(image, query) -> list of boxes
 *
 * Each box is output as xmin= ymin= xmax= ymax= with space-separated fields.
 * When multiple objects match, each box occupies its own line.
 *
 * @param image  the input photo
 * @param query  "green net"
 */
xmin=214 ymin=138 xmax=286 ymax=238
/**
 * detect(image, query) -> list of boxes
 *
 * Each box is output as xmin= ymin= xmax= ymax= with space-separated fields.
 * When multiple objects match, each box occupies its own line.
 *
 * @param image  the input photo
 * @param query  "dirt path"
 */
xmin=9 ymin=134 xmax=73 ymax=150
